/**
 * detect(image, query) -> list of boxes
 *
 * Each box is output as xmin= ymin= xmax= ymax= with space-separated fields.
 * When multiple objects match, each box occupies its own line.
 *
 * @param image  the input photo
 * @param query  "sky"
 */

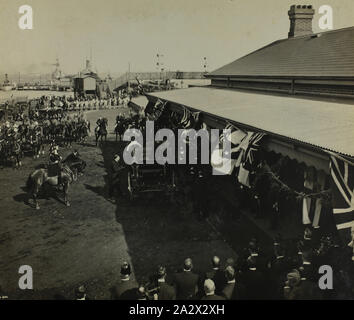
xmin=0 ymin=0 xmax=354 ymax=78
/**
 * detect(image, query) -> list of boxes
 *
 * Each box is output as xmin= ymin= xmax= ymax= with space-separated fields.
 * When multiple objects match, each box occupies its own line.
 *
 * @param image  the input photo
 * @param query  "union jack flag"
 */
xmin=180 ymin=107 xmax=192 ymax=128
xmin=147 ymin=99 xmax=166 ymax=120
xmin=237 ymin=131 xmax=266 ymax=169
xmin=236 ymin=131 xmax=266 ymax=187
xmin=329 ymin=151 xmax=354 ymax=243
xmin=220 ymin=123 xmax=247 ymax=160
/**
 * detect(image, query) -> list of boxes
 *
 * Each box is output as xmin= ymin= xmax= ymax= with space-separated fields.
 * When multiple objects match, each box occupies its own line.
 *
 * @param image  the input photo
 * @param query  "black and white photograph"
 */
xmin=1 ymin=0 xmax=354 ymax=305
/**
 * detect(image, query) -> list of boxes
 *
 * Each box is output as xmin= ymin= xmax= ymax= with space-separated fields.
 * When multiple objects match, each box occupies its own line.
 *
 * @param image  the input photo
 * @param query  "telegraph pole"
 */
xmin=203 ymin=57 xmax=208 ymax=73
xmin=128 ymin=62 xmax=131 ymax=92
xmin=156 ymin=52 xmax=164 ymax=89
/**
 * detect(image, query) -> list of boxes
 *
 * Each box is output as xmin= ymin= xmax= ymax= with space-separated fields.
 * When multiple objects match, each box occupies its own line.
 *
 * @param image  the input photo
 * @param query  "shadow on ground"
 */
xmin=96 ymin=140 xmax=274 ymax=283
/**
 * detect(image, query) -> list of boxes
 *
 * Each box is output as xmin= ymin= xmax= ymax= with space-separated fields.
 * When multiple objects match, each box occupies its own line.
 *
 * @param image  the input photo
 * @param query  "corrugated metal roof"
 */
xmin=207 ymin=27 xmax=354 ymax=78
xmin=148 ymin=87 xmax=354 ymax=157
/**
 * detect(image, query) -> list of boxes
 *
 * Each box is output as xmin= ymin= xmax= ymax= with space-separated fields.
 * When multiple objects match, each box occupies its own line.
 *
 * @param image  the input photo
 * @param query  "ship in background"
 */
xmin=1 ymin=74 xmax=15 ymax=91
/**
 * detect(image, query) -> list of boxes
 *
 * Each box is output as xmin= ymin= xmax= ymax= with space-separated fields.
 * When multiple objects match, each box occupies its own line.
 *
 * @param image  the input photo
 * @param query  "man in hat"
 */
xmin=108 ymin=154 xmax=126 ymax=201
xmin=174 ymin=258 xmax=199 ymax=300
xmin=239 ymin=256 xmax=266 ymax=300
xmin=113 ymin=262 xmax=137 ymax=300
xmin=63 ymin=149 xmax=86 ymax=175
xmin=283 ymin=269 xmax=301 ymax=300
xmin=201 ymin=279 xmax=225 ymax=300
xmin=192 ymin=169 xmax=208 ymax=219
xmin=268 ymin=245 xmax=291 ymax=299
xmin=283 ymin=268 xmax=320 ymax=300
xmin=48 ymin=145 xmax=62 ymax=183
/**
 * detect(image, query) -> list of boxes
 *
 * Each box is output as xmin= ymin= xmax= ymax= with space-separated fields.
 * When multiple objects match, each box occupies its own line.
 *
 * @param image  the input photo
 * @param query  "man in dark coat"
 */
xmin=108 ymin=154 xmax=125 ymax=201
xmin=201 ymin=279 xmax=225 ymax=300
xmin=174 ymin=258 xmax=199 ymax=300
xmin=239 ymin=256 xmax=267 ymax=300
xmin=268 ymin=245 xmax=292 ymax=299
xmin=205 ymin=256 xmax=226 ymax=295
xmin=113 ymin=262 xmax=137 ymax=300
xmin=48 ymin=146 xmax=62 ymax=183
xmin=221 ymin=266 xmax=239 ymax=300
xmin=63 ymin=149 xmax=86 ymax=174
xmin=154 ymin=266 xmax=176 ymax=300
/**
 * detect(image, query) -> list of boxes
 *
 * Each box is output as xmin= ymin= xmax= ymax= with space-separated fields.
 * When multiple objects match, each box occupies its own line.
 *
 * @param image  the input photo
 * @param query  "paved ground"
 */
xmin=0 ymin=108 xmax=242 ymax=300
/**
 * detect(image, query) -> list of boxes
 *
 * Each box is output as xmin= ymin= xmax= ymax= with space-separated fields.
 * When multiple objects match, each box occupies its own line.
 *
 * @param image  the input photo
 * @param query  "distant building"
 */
xmin=74 ymin=59 xmax=100 ymax=97
xmin=145 ymin=5 xmax=354 ymax=241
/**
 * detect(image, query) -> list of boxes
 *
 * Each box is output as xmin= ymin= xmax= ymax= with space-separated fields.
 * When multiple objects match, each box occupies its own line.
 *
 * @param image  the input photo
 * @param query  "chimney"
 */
xmin=288 ymin=5 xmax=315 ymax=38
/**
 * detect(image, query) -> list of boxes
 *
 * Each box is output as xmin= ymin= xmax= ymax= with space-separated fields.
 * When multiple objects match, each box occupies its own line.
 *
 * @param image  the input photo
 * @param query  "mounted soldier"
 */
xmin=48 ymin=145 xmax=63 ymax=184
xmin=63 ymin=149 xmax=86 ymax=175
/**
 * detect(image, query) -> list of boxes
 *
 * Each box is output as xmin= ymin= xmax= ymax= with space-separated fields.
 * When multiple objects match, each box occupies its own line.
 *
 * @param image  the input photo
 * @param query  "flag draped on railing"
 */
xmin=179 ymin=107 xmax=193 ymax=129
xmin=211 ymin=122 xmax=265 ymax=178
xmin=328 ymin=151 xmax=354 ymax=244
xmin=236 ymin=131 xmax=266 ymax=187
xmin=220 ymin=123 xmax=248 ymax=159
xmin=146 ymin=99 xmax=167 ymax=121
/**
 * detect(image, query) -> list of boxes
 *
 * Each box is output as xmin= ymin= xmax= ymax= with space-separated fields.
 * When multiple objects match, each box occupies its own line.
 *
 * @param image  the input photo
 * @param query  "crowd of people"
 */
xmin=102 ymin=155 xmax=354 ymax=301
xmin=73 ymin=227 xmax=353 ymax=300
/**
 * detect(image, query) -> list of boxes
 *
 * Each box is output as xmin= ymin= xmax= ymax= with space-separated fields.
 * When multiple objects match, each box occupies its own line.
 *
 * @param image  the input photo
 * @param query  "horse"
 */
xmin=21 ymin=133 xmax=41 ymax=159
xmin=63 ymin=121 xmax=74 ymax=147
xmin=2 ymin=138 xmax=22 ymax=168
xmin=76 ymin=121 xmax=89 ymax=143
xmin=95 ymin=118 xmax=108 ymax=146
xmin=26 ymin=164 xmax=75 ymax=210
xmin=114 ymin=120 xmax=125 ymax=141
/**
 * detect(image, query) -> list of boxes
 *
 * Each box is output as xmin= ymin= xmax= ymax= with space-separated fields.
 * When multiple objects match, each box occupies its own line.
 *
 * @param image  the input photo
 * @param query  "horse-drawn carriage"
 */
xmin=126 ymin=147 xmax=177 ymax=201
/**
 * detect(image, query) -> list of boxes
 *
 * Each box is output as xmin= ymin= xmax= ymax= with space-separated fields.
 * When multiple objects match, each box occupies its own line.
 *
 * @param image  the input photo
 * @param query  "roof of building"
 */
xmin=129 ymin=95 xmax=149 ymax=109
xmin=148 ymin=86 xmax=354 ymax=157
xmin=206 ymin=27 xmax=354 ymax=78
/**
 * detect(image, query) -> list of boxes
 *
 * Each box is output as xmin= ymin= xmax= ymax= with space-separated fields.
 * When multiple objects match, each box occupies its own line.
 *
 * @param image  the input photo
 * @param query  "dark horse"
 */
xmin=95 ymin=118 xmax=108 ymax=146
xmin=26 ymin=164 xmax=75 ymax=209
xmin=114 ymin=120 xmax=125 ymax=141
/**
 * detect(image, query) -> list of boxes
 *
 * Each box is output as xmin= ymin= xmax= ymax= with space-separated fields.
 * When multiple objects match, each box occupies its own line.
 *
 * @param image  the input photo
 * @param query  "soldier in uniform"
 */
xmin=48 ymin=145 xmax=62 ymax=183
xmin=63 ymin=149 xmax=86 ymax=174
